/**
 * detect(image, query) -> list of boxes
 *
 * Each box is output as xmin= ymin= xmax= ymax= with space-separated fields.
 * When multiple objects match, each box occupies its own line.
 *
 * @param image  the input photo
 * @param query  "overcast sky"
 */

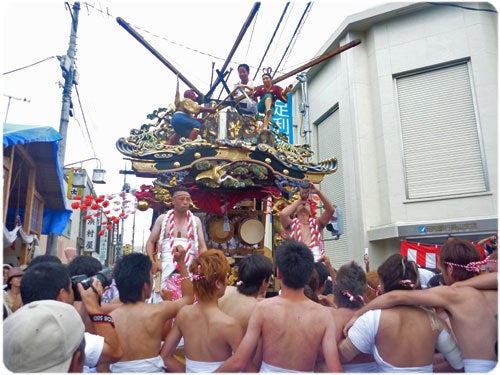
xmin=2 ymin=0 xmax=375 ymax=247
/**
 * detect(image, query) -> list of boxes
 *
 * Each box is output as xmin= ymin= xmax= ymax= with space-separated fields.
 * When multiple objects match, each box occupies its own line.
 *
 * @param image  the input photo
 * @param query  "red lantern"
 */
xmin=98 ymin=230 xmax=105 ymax=236
xmin=71 ymin=202 xmax=80 ymax=209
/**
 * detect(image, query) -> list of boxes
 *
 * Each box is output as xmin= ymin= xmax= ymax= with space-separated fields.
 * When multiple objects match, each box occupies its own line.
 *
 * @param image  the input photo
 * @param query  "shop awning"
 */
xmin=3 ymin=123 xmax=72 ymax=235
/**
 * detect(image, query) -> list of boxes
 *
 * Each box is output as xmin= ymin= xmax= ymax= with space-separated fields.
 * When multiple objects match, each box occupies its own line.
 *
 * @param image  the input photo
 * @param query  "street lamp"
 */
xmin=64 ymin=157 xmax=106 ymax=186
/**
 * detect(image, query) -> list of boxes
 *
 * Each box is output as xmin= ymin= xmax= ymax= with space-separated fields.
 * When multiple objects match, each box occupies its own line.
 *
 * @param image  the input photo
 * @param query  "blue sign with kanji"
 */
xmin=272 ymin=94 xmax=293 ymax=143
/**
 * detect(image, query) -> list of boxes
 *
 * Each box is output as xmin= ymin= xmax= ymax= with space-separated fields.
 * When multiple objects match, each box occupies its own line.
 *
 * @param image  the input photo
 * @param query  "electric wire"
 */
xmin=74 ymin=84 xmax=98 ymax=159
xmin=279 ymin=3 xmax=312 ymax=74
xmin=2 ymin=56 xmax=58 ymax=76
xmin=243 ymin=9 xmax=259 ymax=62
xmin=427 ymin=2 xmax=497 ymax=12
xmin=81 ymin=1 xmax=227 ymax=63
xmin=252 ymin=2 xmax=290 ymax=81
xmin=272 ymin=2 xmax=312 ymax=79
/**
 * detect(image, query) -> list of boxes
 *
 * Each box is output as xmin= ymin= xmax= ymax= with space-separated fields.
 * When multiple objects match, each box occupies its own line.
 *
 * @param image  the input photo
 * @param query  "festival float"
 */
xmin=114 ymin=5 xmax=360 ymax=288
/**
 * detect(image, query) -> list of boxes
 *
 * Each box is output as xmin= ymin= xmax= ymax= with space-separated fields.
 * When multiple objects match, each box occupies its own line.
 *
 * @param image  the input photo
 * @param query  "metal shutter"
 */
xmin=396 ymin=62 xmax=488 ymax=199
xmin=315 ymin=108 xmax=349 ymax=269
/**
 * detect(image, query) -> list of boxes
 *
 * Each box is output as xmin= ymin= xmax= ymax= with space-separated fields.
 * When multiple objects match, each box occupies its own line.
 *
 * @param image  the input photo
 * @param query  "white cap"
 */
xmin=3 ymin=299 xmax=85 ymax=372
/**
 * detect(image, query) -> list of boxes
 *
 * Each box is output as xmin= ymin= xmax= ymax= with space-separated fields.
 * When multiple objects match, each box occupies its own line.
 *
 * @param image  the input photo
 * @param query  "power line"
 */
xmin=2 ymin=56 xmax=58 ymax=76
xmin=279 ymin=3 xmax=312 ymax=73
xmin=81 ymin=1 xmax=227 ymax=63
xmin=427 ymin=2 xmax=497 ymax=13
xmin=253 ymin=2 xmax=290 ymax=81
xmin=273 ymin=2 xmax=312 ymax=79
xmin=74 ymin=84 xmax=97 ymax=158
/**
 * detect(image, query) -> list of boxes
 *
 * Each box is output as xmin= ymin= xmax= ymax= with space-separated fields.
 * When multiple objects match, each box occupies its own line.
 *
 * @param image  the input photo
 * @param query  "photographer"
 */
xmin=21 ymin=260 xmax=122 ymax=372
xmin=68 ymin=256 xmax=123 ymax=371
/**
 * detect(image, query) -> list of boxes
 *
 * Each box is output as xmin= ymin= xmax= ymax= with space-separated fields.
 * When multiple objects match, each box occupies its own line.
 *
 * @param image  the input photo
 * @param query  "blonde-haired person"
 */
xmin=160 ymin=249 xmax=244 ymax=372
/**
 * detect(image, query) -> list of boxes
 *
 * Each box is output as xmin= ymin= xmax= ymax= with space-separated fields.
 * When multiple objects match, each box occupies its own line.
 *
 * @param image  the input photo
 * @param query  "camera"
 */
xmin=71 ymin=269 xmax=112 ymax=301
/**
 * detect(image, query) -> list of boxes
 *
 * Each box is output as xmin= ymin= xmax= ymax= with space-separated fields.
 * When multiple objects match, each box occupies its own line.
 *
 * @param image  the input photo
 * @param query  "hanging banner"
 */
xmin=66 ymin=168 xmax=83 ymax=199
xmin=401 ymin=240 xmax=486 ymax=268
xmin=272 ymin=94 xmax=293 ymax=143
xmin=84 ymin=213 xmax=99 ymax=252
xmin=400 ymin=241 xmax=441 ymax=268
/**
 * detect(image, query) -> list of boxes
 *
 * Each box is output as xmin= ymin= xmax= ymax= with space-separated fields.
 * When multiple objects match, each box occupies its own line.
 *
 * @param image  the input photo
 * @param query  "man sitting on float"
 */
xmin=168 ymin=81 xmax=216 ymax=145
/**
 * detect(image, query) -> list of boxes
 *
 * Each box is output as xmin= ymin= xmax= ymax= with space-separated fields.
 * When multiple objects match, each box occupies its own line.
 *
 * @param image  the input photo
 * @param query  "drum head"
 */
xmin=208 ymin=216 xmax=234 ymax=243
xmin=238 ymin=218 xmax=264 ymax=245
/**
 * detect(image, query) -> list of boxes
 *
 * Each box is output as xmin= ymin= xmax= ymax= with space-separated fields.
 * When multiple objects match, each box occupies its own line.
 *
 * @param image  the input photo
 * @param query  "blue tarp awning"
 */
xmin=3 ymin=123 xmax=72 ymax=235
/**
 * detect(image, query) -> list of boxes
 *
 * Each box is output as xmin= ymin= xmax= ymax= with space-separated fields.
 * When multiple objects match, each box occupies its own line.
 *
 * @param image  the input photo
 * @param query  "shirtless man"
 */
xmin=280 ymin=180 xmax=335 ymax=261
xmin=218 ymin=254 xmax=274 ymax=371
xmin=146 ymin=186 xmax=207 ymax=302
xmin=344 ymin=238 xmax=498 ymax=373
xmin=215 ymin=240 xmax=343 ymax=372
xmin=109 ymin=249 xmax=194 ymax=372
xmin=219 ymin=254 xmax=273 ymax=328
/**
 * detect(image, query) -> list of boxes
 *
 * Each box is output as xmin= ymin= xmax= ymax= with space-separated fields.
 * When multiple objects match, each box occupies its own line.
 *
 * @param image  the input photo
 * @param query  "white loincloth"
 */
xmin=185 ymin=357 xmax=225 ymax=373
xmin=259 ymin=361 xmax=312 ymax=373
xmin=109 ymin=355 xmax=165 ymax=373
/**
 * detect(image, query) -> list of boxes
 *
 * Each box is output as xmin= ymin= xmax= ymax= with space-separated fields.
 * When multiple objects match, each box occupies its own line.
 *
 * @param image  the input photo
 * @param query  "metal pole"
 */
xmin=116 ymin=17 xmax=204 ymax=100
xmin=131 ymin=199 xmax=136 ymax=252
xmin=297 ymin=72 xmax=311 ymax=146
xmin=272 ymin=39 xmax=361 ymax=84
xmin=47 ymin=1 xmax=80 ymax=256
xmin=3 ymin=95 xmax=30 ymax=124
xmin=204 ymin=2 xmax=261 ymax=99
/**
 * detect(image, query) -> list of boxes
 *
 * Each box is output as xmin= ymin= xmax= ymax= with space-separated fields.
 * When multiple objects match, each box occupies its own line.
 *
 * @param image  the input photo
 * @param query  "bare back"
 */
xmin=255 ymin=294 xmax=338 ymax=371
xmin=218 ymin=286 xmax=258 ymax=331
xmin=111 ymin=302 xmax=179 ymax=361
xmin=377 ymin=306 xmax=440 ymax=367
xmin=176 ymin=303 xmax=243 ymax=362
xmin=444 ymin=287 xmax=497 ymax=360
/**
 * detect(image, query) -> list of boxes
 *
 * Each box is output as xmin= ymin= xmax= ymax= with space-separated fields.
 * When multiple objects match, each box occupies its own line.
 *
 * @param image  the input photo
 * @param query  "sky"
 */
xmin=2 ymin=0 xmax=375 ymax=248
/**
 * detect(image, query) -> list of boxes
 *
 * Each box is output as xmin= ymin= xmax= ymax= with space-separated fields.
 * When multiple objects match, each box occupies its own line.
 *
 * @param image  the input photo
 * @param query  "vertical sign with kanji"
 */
xmin=271 ymin=94 xmax=293 ymax=143
xmin=84 ymin=214 xmax=99 ymax=252
xmin=67 ymin=168 xmax=83 ymax=199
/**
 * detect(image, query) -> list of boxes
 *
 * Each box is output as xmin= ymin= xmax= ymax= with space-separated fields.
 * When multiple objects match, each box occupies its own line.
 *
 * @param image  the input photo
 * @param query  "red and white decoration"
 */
xmin=400 ymin=240 xmax=486 ymax=268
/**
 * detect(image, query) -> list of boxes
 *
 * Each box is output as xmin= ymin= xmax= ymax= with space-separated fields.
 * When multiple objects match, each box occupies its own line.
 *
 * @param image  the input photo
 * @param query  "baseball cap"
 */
xmin=3 ymin=299 xmax=85 ymax=372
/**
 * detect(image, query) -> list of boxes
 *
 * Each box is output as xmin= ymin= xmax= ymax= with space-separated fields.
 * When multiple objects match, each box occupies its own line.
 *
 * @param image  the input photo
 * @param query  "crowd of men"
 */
xmin=2 ymin=183 xmax=497 ymax=373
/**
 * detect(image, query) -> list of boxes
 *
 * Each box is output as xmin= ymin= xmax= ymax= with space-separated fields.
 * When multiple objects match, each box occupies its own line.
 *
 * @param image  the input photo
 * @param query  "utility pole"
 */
xmin=58 ymin=1 xmax=80 ymax=165
xmin=46 ymin=2 xmax=81 ymax=255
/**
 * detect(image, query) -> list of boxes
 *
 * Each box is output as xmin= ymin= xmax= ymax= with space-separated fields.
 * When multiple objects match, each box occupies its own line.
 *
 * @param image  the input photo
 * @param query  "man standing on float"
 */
xmin=279 ymin=181 xmax=335 ymax=261
xmin=146 ymin=187 xmax=207 ymax=302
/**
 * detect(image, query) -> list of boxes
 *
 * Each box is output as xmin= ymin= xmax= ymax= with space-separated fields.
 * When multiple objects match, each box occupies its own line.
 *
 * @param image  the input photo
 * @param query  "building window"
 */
xmin=62 ymin=218 xmax=72 ymax=238
xmin=396 ymin=61 xmax=488 ymax=200
xmin=314 ymin=105 xmax=349 ymax=267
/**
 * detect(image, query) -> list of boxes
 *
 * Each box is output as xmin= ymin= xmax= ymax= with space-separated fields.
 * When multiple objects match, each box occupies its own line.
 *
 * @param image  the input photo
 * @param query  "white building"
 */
xmin=290 ymin=2 xmax=498 ymax=268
